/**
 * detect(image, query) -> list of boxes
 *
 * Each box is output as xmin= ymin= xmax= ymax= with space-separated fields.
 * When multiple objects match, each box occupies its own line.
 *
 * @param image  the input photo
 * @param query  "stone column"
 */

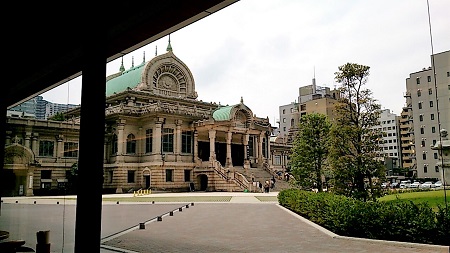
xmin=175 ymin=120 xmax=182 ymax=159
xmin=56 ymin=134 xmax=64 ymax=160
xmin=32 ymin=133 xmax=39 ymax=157
xmin=209 ymin=129 xmax=216 ymax=161
xmin=226 ymin=130 xmax=233 ymax=168
xmin=243 ymin=133 xmax=250 ymax=169
xmin=117 ymin=120 xmax=126 ymax=156
xmin=26 ymin=171 xmax=34 ymax=196
xmin=193 ymin=130 xmax=198 ymax=162
xmin=258 ymin=133 xmax=264 ymax=165
xmin=5 ymin=131 xmax=12 ymax=146
xmin=431 ymin=129 xmax=449 ymax=185
xmin=24 ymin=131 xmax=32 ymax=149
xmin=153 ymin=117 xmax=164 ymax=160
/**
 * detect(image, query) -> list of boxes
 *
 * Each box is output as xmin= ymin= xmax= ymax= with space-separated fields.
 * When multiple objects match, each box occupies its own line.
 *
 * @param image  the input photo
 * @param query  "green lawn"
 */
xmin=378 ymin=189 xmax=450 ymax=210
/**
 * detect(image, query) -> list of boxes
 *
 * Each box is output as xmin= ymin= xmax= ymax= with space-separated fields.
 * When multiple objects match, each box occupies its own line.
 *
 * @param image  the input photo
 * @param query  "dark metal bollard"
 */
xmin=152 ymin=201 xmax=155 ymax=204
xmin=139 ymin=223 xmax=145 ymax=229
xmin=186 ymin=204 xmax=189 ymax=208
xmin=179 ymin=207 xmax=183 ymax=212
xmin=170 ymin=211 xmax=174 ymax=216
xmin=34 ymin=201 xmax=37 ymax=204
xmin=157 ymin=216 xmax=162 ymax=221
xmin=191 ymin=202 xmax=194 ymax=206
xmin=117 ymin=201 xmax=119 ymax=204
xmin=56 ymin=202 xmax=59 ymax=205
xmin=16 ymin=200 xmax=18 ymax=203
xmin=36 ymin=230 xmax=51 ymax=253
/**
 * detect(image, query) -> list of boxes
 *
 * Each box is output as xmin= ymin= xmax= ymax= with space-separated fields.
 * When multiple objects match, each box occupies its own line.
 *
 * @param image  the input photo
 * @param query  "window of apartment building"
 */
xmin=421 ymin=140 xmax=425 ymax=147
xmin=145 ymin=129 xmax=152 ymax=153
xmin=283 ymin=127 xmax=286 ymax=131
xmin=430 ymin=114 xmax=434 ymax=120
xmin=111 ymin=134 xmax=118 ymax=155
xmin=417 ymin=89 xmax=421 ymax=97
xmin=424 ymin=165 xmax=428 ymax=173
xmin=162 ymin=128 xmax=174 ymax=153
xmin=433 ymin=140 xmax=437 ymax=145
xmin=282 ymin=109 xmax=285 ymax=114
xmin=39 ymin=140 xmax=54 ymax=157
xmin=418 ymin=102 xmax=422 ymax=109
xmin=434 ymin=153 xmax=438 ymax=159
xmin=282 ymin=118 xmax=286 ymax=123
xmin=127 ymin=170 xmax=135 ymax=183
xmin=429 ymin=101 xmax=433 ymax=107
xmin=63 ymin=142 xmax=78 ymax=158
xmin=447 ymin=71 xmax=450 ymax=77
xmin=181 ymin=131 xmax=193 ymax=153
xmin=435 ymin=166 xmax=439 ymax=172
xmin=419 ymin=115 xmax=423 ymax=121
xmin=184 ymin=169 xmax=191 ymax=182
xmin=427 ymin=76 xmax=431 ymax=82
xmin=300 ymin=104 xmax=306 ymax=111
xmin=422 ymin=153 xmax=427 ymax=160
xmin=290 ymin=108 xmax=294 ymax=113
xmin=416 ymin=77 xmax=420 ymax=84
xmin=428 ymin=88 xmax=432 ymax=95
xmin=432 ymin=127 xmax=436 ymax=133
xmin=165 ymin=169 xmax=174 ymax=182
xmin=126 ymin=134 xmax=136 ymax=154
xmin=290 ymin=118 xmax=295 ymax=127
xmin=388 ymin=140 xmax=392 ymax=143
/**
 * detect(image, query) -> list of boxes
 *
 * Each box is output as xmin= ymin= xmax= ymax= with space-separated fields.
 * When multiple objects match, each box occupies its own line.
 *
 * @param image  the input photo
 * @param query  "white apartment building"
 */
xmin=377 ymin=109 xmax=402 ymax=176
xmin=404 ymin=50 xmax=450 ymax=179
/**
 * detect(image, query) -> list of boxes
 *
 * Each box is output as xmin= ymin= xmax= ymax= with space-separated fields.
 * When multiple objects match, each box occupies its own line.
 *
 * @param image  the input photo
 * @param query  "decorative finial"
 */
xmin=166 ymin=34 xmax=172 ymax=52
xmin=119 ymin=56 xmax=125 ymax=72
xmin=240 ymin=96 xmax=243 ymax=104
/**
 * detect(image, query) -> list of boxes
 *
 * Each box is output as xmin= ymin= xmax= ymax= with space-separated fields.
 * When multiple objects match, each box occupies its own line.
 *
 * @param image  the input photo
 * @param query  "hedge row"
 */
xmin=278 ymin=188 xmax=449 ymax=246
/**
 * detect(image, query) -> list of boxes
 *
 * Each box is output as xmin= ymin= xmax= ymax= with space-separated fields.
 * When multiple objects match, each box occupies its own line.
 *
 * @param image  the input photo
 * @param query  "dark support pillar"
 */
xmin=74 ymin=15 xmax=106 ymax=253
xmin=0 ymin=100 xmax=6 ymax=214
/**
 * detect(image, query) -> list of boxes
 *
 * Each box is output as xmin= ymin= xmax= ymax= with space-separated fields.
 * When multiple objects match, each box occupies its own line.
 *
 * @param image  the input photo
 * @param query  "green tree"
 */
xmin=290 ymin=113 xmax=331 ymax=192
xmin=49 ymin=112 xmax=65 ymax=121
xmin=329 ymin=63 xmax=385 ymax=201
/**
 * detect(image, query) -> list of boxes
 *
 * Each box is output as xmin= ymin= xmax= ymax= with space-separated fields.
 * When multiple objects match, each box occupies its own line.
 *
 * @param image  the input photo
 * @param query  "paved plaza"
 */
xmin=1 ymin=192 xmax=448 ymax=253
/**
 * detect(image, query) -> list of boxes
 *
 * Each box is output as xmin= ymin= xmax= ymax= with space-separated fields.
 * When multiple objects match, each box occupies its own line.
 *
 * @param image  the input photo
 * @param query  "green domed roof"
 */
xmin=106 ymin=62 xmax=146 ymax=96
xmin=212 ymin=105 xmax=233 ymax=121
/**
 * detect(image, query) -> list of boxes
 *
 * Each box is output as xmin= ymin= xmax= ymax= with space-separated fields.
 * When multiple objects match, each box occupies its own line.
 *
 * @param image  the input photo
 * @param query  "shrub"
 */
xmin=278 ymin=189 xmax=449 ymax=246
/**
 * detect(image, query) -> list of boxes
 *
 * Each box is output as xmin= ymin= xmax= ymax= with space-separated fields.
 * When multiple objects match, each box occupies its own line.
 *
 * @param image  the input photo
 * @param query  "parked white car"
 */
xmin=409 ymin=182 xmax=421 ymax=188
xmin=434 ymin=181 xmax=443 ymax=188
xmin=419 ymin=181 xmax=435 ymax=188
xmin=400 ymin=181 xmax=410 ymax=189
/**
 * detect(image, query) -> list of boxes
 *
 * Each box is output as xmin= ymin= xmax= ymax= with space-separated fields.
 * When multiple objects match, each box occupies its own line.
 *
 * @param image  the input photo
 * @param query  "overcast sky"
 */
xmin=42 ymin=0 xmax=450 ymax=126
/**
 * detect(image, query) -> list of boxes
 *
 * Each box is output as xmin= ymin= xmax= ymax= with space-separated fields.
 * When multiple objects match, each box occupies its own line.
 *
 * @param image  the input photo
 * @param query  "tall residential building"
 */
xmin=7 ymin=95 xmax=78 ymax=120
xmin=403 ymin=50 xmax=450 ymax=179
xmin=377 ymin=109 xmax=402 ymax=176
xmin=278 ymin=78 xmax=339 ymax=143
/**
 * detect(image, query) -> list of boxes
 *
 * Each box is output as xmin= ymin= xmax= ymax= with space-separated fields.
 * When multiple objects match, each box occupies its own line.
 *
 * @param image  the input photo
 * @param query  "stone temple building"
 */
xmin=3 ymin=42 xmax=275 ymax=196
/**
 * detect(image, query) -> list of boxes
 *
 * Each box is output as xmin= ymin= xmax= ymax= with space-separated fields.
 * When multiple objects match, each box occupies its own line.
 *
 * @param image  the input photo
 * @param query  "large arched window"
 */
xmin=126 ymin=134 xmax=136 ymax=154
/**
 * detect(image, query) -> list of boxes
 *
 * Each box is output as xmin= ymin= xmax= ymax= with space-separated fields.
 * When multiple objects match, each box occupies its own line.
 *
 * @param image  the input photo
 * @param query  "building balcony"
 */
xmin=403 ymin=92 xmax=411 ymax=98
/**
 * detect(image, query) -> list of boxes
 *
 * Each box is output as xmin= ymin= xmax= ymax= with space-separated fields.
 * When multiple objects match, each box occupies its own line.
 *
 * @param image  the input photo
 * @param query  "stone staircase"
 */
xmin=232 ymin=166 xmax=292 ymax=192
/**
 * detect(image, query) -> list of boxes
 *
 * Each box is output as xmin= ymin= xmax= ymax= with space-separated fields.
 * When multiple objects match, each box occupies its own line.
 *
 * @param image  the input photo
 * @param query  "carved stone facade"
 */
xmin=3 ymin=49 xmax=274 ymax=196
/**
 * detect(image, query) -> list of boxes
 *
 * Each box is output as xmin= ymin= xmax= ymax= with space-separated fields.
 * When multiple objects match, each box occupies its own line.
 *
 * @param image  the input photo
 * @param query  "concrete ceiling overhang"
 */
xmin=4 ymin=0 xmax=238 ymax=108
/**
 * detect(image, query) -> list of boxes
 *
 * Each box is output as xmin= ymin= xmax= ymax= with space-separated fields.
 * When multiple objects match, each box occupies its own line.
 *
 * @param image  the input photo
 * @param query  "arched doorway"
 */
xmin=197 ymin=174 xmax=208 ymax=191
xmin=143 ymin=167 xmax=151 ymax=189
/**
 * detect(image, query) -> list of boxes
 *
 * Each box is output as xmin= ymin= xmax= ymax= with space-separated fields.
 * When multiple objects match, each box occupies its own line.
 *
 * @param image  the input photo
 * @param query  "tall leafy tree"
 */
xmin=330 ymin=63 xmax=384 ymax=201
xmin=290 ymin=113 xmax=331 ymax=192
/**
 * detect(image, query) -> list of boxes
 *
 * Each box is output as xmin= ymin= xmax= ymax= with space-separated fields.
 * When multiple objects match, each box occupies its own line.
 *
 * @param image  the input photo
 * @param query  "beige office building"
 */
xmin=403 ymin=50 xmax=449 ymax=179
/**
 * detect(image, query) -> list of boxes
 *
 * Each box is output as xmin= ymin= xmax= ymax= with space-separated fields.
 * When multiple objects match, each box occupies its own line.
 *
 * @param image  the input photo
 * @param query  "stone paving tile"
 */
xmin=102 ymin=203 xmax=448 ymax=253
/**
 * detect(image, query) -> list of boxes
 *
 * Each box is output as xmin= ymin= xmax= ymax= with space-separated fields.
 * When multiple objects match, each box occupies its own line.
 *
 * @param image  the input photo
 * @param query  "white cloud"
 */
xmin=42 ymin=0 xmax=450 ymax=126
